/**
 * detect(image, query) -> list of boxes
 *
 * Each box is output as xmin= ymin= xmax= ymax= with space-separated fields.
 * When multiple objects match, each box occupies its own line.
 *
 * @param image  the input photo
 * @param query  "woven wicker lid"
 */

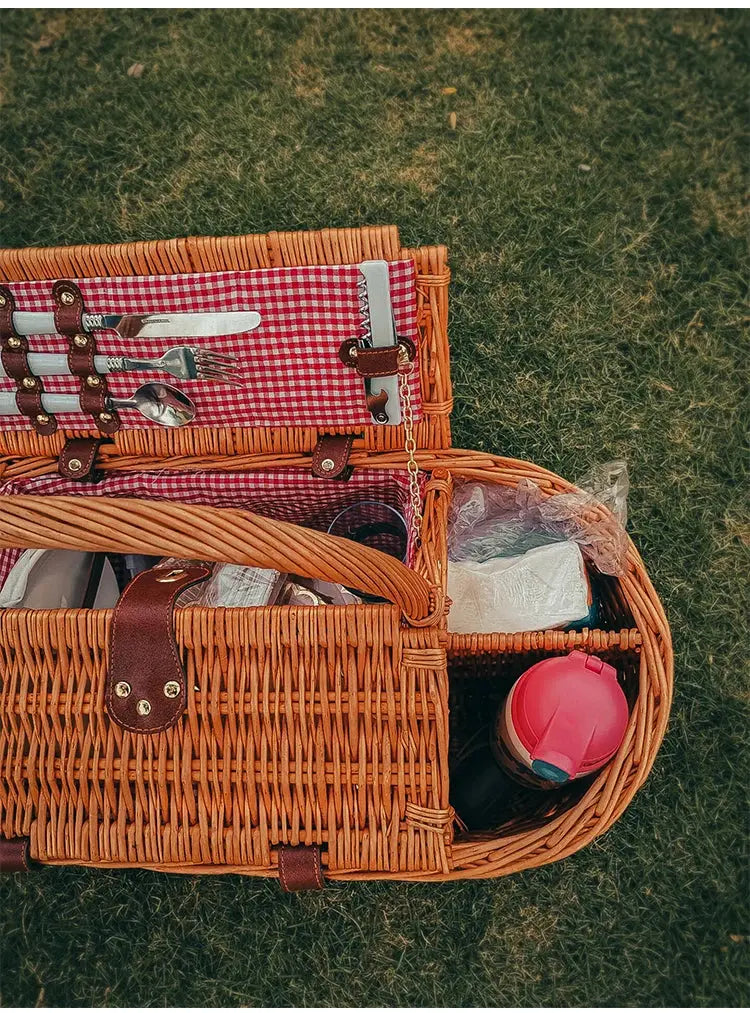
xmin=0 ymin=226 xmax=453 ymax=461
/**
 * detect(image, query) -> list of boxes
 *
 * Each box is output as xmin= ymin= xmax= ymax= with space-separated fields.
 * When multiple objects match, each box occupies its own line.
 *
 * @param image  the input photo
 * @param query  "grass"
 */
xmin=0 ymin=8 xmax=747 ymax=1008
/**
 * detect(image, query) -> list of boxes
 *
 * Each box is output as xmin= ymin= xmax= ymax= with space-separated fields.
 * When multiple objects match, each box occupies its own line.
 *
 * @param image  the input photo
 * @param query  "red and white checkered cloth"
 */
xmin=0 ymin=467 xmax=425 ymax=593
xmin=0 ymin=262 xmax=421 ymax=431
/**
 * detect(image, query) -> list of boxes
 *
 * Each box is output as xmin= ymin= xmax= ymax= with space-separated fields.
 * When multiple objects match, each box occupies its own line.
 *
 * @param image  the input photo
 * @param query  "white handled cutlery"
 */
xmin=0 ymin=345 xmax=242 ymax=385
xmin=10 ymin=310 xmax=261 ymax=340
xmin=0 ymin=382 xmax=196 ymax=427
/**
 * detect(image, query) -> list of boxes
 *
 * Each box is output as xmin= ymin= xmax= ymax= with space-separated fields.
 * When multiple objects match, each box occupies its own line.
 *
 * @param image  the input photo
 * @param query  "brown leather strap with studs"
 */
xmin=0 ymin=837 xmax=31 ymax=873
xmin=338 ymin=335 xmax=416 ymax=378
xmin=0 ymin=285 xmax=58 ymax=436
xmin=52 ymin=280 xmax=120 ymax=435
xmin=58 ymin=437 xmax=103 ymax=481
xmin=107 ymin=563 xmax=212 ymax=734
xmin=311 ymin=434 xmax=354 ymax=480
xmin=278 ymin=845 xmax=325 ymax=892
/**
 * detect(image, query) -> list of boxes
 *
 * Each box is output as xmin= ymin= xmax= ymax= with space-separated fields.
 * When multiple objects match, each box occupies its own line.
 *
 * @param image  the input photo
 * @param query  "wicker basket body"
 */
xmin=0 ymin=228 xmax=672 ymax=881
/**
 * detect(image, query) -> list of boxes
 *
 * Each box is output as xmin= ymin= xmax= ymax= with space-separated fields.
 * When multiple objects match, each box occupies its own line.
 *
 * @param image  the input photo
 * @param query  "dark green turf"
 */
xmin=1 ymin=9 xmax=747 ymax=1008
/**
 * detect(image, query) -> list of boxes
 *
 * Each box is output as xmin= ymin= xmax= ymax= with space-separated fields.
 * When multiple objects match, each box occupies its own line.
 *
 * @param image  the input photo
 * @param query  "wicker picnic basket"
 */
xmin=0 ymin=226 xmax=672 ymax=885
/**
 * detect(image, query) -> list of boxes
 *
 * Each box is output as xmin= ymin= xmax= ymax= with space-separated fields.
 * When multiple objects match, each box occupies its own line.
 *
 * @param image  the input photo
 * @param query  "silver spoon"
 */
xmin=0 ymin=382 xmax=196 ymax=428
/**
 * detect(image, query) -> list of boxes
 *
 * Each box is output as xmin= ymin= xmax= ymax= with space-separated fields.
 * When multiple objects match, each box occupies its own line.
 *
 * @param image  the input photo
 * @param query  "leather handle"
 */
xmin=0 ymin=496 xmax=442 ymax=625
xmin=107 ymin=564 xmax=212 ymax=733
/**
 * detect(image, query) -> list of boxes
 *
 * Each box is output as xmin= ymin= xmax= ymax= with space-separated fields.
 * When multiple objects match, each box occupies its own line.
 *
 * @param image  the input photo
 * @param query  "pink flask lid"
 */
xmin=510 ymin=650 xmax=629 ymax=782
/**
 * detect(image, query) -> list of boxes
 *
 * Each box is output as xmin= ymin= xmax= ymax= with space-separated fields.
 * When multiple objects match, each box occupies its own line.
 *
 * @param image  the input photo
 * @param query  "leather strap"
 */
xmin=338 ymin=336 xmax=416 ymax=378
xmin=0 ymin=285 xmax=58 ymax=436
xmin=311 ymin=434 xmax=354 ymax=480
xmin=52 ymin=279 xmax=85 ymax=335
xmin=52 ymin=280 xmax=121 ymax=435
xmin=107 ymin=563 xmax=211 ymax=733
xmin=58 ymin=437 xmax=103 ymax=481
xmin=278 ymin=845 xmax=325 ymax=892
xmin=0 ymin=837 xmax=30 ymax=873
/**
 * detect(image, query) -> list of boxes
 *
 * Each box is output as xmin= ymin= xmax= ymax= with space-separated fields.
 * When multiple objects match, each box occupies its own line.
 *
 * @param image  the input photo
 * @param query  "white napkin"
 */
xmin=447 ymin=540 xmax=591 ymax=634
xmin=0 ymin=549 xmax=96 ymax=609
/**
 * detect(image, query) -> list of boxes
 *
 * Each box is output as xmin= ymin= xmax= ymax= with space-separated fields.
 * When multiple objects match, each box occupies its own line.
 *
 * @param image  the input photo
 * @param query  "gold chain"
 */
xmin=398 ymin=347 xmax=423 ymax=546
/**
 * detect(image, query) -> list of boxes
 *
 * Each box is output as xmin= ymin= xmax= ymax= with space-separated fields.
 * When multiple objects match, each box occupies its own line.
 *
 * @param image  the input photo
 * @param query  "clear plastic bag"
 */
xmin=448 ymin=461 xmax=629 ymax=577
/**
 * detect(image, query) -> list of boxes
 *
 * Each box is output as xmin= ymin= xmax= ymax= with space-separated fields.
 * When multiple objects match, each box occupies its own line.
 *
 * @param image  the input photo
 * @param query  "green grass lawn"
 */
xmin=0 ymin=9 xmax=747 ymax=1008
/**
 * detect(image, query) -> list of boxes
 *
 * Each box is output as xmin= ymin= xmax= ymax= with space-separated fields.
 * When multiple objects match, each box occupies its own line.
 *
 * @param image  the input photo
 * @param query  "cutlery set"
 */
xmin=0 ymin=309 xmax=261 ymax=428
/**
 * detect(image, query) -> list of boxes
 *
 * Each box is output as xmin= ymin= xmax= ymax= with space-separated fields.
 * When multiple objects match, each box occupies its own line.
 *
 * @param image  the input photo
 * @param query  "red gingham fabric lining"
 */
xmin=0 ymin=468 xmax=425 ymax=594
xmin=0 ymin=262 xmax=420 ymax=431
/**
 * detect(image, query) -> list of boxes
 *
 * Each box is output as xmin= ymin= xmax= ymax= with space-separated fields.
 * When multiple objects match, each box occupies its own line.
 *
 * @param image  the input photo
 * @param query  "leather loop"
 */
xmin=0 ymin=285 xmax=58 ymax=436
xmin=107 ymin=563 xmax=212 ymax=734
xmin=338 ymin=337 xmax=416 ymax=379
xmin=0 ymin=837 xmax=30 ymax=873
xmin=58 ymin=437 xmax=103 ymax=481
xmin=345 ymin=344 xmax=400 ymax=378
xmin=0 ymin=284 xmax=17 ymax=340
xmin=311 ymin=434 xmax=354 ymax=480
xmin=52 ymin=280 xmax=120 ymax=435
xmin=278 ymin=845 xmax=325 ymax=892
xmin=52 ymin=279 xmax=85 ymax=336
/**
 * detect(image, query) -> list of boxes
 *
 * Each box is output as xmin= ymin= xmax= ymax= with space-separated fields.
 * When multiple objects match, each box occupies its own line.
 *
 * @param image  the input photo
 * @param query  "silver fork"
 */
xmin=104 ymin=346 xmax=243 ymax=385
xmin=0 ymin=345 xmax=244 ymax=386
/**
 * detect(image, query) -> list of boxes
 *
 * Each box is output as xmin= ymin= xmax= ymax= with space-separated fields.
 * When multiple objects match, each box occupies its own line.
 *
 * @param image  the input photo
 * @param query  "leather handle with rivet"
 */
xmin=107 ymin=563 xmax=212 ymax=733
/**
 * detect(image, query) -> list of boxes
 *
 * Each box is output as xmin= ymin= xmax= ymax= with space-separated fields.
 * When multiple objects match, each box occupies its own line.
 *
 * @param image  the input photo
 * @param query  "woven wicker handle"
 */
xmin=0 ymin=496 xmax=440 ymax=624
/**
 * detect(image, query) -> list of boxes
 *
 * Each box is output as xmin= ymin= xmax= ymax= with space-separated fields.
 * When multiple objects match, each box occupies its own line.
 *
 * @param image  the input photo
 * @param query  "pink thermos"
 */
xmin=494 ymin=650 xmax=630 ymax=786
xmin=451 ymin=651 xmax=629 ymax=829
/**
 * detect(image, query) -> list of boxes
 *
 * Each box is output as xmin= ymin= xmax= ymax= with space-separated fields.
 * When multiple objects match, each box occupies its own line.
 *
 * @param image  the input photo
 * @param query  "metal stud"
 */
xmin=36 ymin=413 xmax=50 ymax=426
xmin=114 ymin=681 xmax=131 ymax=698
xmin=86 ymin=375 xmax=101 ymax=388
xmin=136 ymin=699 xmax=152 ymax=716
xmin=320 ymin=458 xmax=335 ymax=473
xmin=99 ymin=411 xmax=113 ymax=423
xmin=0 ymin=293 xmax=6 ymax=307
xmin=73 ymin=334 xmax=89 ymax=348
xmin=163 ymin=681 xmax=181 ymax=699
xmin=155 ymin=568 xmax=186 ymax=583
xmin=7 ymin=336 xmax=21 ymax=349
xmin=22 ymin=376 xmax=37 ymax=389
xmin=60 ymin=290 xmax=75 ymax=306
xmin=67 ymin=458 xmax=83 ymax=473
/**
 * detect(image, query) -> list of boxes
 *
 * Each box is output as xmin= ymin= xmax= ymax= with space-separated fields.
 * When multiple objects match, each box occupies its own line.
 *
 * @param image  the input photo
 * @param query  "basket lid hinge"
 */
xmin=0 ymin=837 xmax=31 ymax=873
xmin=277 ymin=844 xmax=325 ymax=892
xmin=311 ymin=433 xmax=354 ymax=480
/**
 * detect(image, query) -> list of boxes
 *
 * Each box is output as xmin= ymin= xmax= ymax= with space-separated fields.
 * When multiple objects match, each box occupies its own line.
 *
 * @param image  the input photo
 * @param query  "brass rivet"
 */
xmin=22 ymin=376 xmax=37 ymax=389
xmin=36 ymin=413 xmax=50 ymax=425
xmin=73 ymin=334 xmax=89 ymax=348
xmin=86 ymin=375 xmax=101 ymax=388
xmin=99 ymin=411 xmax=113 ymax=423
xmin=155 ymin=568 xmax=186 ymax=583
xmin=7 ymin=336 xmax=21 ymax=349
xmin=0 ymin=294 xmax=6 ymax=307
xmin=321 ymin=458 xmax=335 ymax=472
xmin=114 ymin=681 xmax=131 ymax=698
xmin=136 ymin=699 xmax=151 ymax=716
xmin=349 ymin=346 xmax=358 ymax=360
xmin=67 ymin=458 xmax=83 ymax=473
xmin=60 ymin=290 xmax=75 ymax=306
xmin=163 ymin=681 xmax=181 ymax=699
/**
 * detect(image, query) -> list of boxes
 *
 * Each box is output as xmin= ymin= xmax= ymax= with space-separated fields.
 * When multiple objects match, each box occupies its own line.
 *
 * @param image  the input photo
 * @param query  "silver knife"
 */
xmin=10 ymin=310 xmax=262 ymax=339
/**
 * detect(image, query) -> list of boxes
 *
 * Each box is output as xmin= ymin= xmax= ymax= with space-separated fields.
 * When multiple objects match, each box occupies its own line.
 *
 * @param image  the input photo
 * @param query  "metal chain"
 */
xmin=398 ymin=347 xmax=423 ymax=546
